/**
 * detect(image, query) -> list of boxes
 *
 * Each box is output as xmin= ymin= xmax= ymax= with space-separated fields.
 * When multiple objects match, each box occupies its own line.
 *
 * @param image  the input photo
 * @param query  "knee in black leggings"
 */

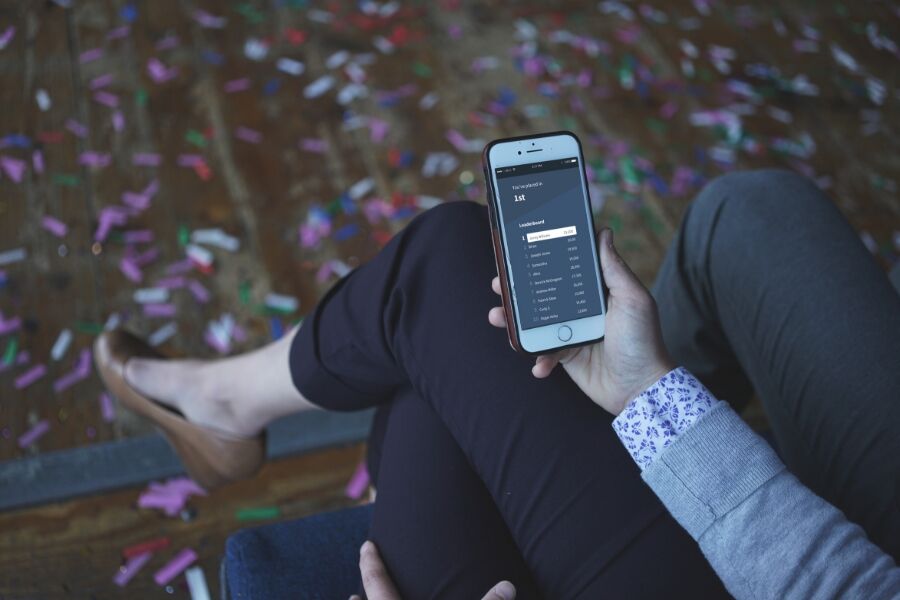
xmin=402 ymin=200 xmax=492 ymax=273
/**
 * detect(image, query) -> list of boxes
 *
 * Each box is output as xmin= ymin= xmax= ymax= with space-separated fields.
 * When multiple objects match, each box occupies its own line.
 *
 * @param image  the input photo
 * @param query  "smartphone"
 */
xmin=483 ymin=131 xmax=607 ymax=355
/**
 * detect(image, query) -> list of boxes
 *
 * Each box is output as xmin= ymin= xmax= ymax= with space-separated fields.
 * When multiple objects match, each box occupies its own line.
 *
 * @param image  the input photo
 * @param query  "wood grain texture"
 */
xmin=0 ymin=443 xmax=366 ymax=599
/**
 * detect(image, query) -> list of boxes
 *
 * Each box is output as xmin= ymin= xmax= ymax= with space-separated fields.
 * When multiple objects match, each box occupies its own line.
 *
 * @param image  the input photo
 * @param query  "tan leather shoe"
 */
xmin=94 ymin=329 xmax=266 ymax=490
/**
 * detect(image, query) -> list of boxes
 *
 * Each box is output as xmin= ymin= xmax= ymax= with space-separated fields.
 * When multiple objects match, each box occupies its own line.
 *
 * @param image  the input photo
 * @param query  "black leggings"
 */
xmin=290 ymin=170 xmax=900 ymax=598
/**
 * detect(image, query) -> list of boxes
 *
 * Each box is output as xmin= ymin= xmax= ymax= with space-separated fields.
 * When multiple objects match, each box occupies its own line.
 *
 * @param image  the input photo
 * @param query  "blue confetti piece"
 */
xmin=263 ymin=78 xmax=281 ymax=96
xmin=498 ymin=86 xmax=517 ymax=107
xmin=399 ymin=151 xmax=414 ymax=167
xmin=121 ymin=3 xmax=138 ymax=23
xmin=334 ymin=223 xmax=360 ymax=241
xmin=269 ymin=317 xmax=284 ymax=340
xmin=339 ymin=193 xmax=356 ymax=215
xmin=648 ymin=173 xmax=668 ymax=195
xmin=3 ymin=134 xmax=31 ymax=148
xmin=392 ymin=206 xmax=416 ymax=220
xmin=202 ymin=50 xmax=224 ymax=66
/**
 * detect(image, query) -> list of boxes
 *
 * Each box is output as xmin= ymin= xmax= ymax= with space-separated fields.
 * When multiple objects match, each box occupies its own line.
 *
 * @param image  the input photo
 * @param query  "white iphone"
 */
xmin=482 ymin=131 xmax=607 ymax=355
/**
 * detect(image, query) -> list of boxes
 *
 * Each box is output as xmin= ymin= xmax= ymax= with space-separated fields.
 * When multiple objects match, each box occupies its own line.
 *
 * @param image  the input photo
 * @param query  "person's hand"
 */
xmin=349 ymin=541 xmax=516 ymax=600
xmin=488 ymin=228 xmax=674 ymax=416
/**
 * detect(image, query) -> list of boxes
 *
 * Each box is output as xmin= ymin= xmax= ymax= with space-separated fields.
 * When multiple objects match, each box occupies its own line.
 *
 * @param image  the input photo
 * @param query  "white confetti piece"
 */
xmin=303 ymin=75 xmax=335 ymax=99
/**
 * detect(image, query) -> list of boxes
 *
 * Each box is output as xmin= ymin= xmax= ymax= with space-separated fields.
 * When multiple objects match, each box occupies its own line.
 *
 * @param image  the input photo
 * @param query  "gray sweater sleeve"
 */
xmin=641 ymin=402 xmax=900 ymax=599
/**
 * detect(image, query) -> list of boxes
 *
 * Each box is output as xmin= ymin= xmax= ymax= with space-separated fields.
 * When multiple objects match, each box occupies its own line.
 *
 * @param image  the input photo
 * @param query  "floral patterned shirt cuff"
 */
xmin=612 ymin=367 xmax=720 ymax=470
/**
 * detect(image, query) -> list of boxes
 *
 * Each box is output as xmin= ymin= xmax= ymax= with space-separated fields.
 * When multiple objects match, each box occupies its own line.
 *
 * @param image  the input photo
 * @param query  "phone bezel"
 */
xmin=484 ymin=131 xmax=606 ymax=355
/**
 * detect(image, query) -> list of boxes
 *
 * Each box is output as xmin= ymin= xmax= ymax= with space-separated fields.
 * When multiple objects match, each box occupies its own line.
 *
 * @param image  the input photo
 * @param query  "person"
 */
xmin=95 ymin=170 xmax=900 ymax=598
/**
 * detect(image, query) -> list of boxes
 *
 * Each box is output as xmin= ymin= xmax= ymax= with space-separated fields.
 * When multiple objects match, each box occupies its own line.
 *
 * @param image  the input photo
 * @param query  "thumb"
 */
xmin=481 ymin=580 xmax=516 ymax=600
xmin=598 ymin=228 xmax=643 ymax=296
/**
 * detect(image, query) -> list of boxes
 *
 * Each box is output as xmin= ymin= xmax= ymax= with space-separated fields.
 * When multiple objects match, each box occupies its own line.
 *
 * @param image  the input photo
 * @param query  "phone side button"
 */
xmin=557 ymin=325 xmax=573 ymax=342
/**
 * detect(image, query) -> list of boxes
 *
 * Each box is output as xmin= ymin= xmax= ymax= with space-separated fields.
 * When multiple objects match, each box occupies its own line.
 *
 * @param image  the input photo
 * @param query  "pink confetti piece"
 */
xmin=66 ymin=118 xmax=88 ymax=138
xmin=90 ymin=73 xmax=115 ymax=90
xmin=93 ymin=90 xmax=119 ymax=107
xmin=345 ymin=461 xmax=370 ymax=499
xmin=17 ymin=419 xmax=50 ymax=448
xmin=204 ymin=330 xmax=230 ymax=354
xmin=113 ymin=551 xmax=152 ymax=587
xmin=41 ymin=215 xmax=68 ymax=238
xmin=143 ymin=303 xmax=176 ymax=318
xmin=138 ymin=491 xmax=187 ymax=514
xmin=187 ymin=279 xmax=210 ymax=303
xmin=165 ymin=259 xmax=194 ymax=275
xmin=299 ymin=138 xmax=327 ymax=153
xmin=99 ymin=392 xmax=116 ymax=422
xmin=445 ymin=129 xmax=469 ymax=152
xmin=112 ymin=111 xmax=125 ymax=132
xmin=119 ymin=257 xmax=143 ymax=283
xmin=132 ymin=152 xmax=161 ymax=167
xmin=0 ymin=313 xmax=19 ymax=335
xmin=234 ymin=127 xmax=261 ymax=144
xmin=154 ymin=548 xmax=197 ymax=586
xmin=224 ymin=78 xmax=250 ymax=93
xmin=14 ymin=364 xmax=46 ymax=389
xmin=0 ymin=156 xmax=26 ymax=183
xmin=79 ymin=47 xmax=103 ymax=64
xmin=32 ymin=150 xmax=44 ymax=174
xmin=0 ymin=26 xmax=15 ymax=50
xmin=315 ymin=261 xmax=334 ymax=282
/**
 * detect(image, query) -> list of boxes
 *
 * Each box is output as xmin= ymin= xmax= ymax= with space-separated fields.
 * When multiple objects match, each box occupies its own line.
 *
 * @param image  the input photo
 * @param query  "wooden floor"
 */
xmin=0 ymin=0 xmax=898 ymax=597
xmin=0 ymin=443 xmax=365 ymax=599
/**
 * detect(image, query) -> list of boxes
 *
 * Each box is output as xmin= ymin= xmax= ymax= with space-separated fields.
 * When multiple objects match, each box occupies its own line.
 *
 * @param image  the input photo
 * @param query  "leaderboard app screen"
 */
xmin=496 ymin=157 xmax=602 ymax=330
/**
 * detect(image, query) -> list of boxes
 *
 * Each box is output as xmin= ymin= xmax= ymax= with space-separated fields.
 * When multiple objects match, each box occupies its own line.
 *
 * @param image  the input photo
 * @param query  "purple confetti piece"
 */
xmin=155 ymin=35 xmax=179 ymax=51
xmin=112 ymin=111 xmax=125 ymax=132
xmin=79 ymin=47 xmax=103 ymax=64
xmin=224 ymin=78 xmax=250 ymax=93
xmin=17 ymin=420 xmax=50 ymax=448
xmin=41 ymin=215 xmax=68 ymax=238
xmin=113 ymin=551 xmax=152 ymax=587
xmin=99 ymin=392 xmax=116 ymax=422
xmin=32 ymin=149 xmax=44 ymax=174
xmin=119 ymin=257 xmax=143 ymax=283
xmin=0 ymin=26 xmax=15 ymax=50
xmin=193 ymin=10 xmax=226 ymax=28
xmin=146 ymin=57 xmax=177 ymax=83
xmin=79 ymin=151 xmax=112 ymax=168
xmin=345 ymin=461 xmax=370 ymax=499
xmin=132 ymin=152 xmax=161 ymax=167
xmin=369 ymin=118 xmax=389 ymax=143
xmin=0 ymin=156 xmax=26 ymax=182
xmin=53 ymin=348 xmax=92 ymax=393
xmin=187 ymin=279 xmax=210 ymax=303
xmin=123 ymin=229 xmax=154 ymax=244
xmin=155 ymin=275 xmax=185 ymax=289
xmin=134 ymin=246 xmax=160 ymax=267
xmin=90 ymin=73 xmax=115 ymax=90
xmin=165 ymin=259 xmax=194 ymax=275
xmin=299 ymin=138 xmax=328 ymax=153
xmin=177 ymin=154 xmax=203 ymax=167
xmin=143 ymin=303 xmax=176 ymax=317
xmin=204 ymin=330 xmax=230 ymax=354
xmin=93 ymin=90 xmax=119 ymax=107
xmin=66 ymin=118 xmax=88 ymax=138
xmin=106 ymin=25 xmax=130 ymax=41
xmin=14 ymin=364 xmax=46 ymax=389
xmin=154 ymin=548 xmax=197 ymax=586
xmin=234 ymin=126 xmax=261 ymax=143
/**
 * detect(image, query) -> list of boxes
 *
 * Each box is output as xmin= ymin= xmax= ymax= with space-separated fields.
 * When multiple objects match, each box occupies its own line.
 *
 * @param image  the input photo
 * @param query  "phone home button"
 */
xmin=557 ymin=325 xmax=573 ymax=342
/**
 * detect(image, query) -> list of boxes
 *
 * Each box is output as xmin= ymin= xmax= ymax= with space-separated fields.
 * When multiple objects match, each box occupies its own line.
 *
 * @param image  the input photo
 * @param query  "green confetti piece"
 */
xmin=136 ymin=88 xmax=148 ymax=107
xmin=235 ymin=3 xmax=265 ymax=24
xmin=639 ymin=205 xmax=664 ymax=236
xmin=618 ymin=157 xmax=641 ymax=187
xmin=558 ymin=116 xmax=578 ymax=131
xmin=186 ymin=130 xmax=207 ymax=148
xmin=412 ymin=61 xmax=432 ymax=77
xmin=74 ymin=321 xmax=104 ymax=334
xmin=3 ymin=337 xmax=17 ymax=365
xmin=608 ymin=214 xmax=623 ymax=232
xmin=53 ymin=173 xmax=80 ymax=187
xmin=236 ymin=506 xmax=281 ymax=521
xmin=178 ymin=225 xmax=190 ymax=246
xmin=326 ymin=197 xmax=343 ymax=215
xmin=646 ymin=118 xmax=667 ymax=135
xmin=239 ymin=281 xmax=252 ymax=305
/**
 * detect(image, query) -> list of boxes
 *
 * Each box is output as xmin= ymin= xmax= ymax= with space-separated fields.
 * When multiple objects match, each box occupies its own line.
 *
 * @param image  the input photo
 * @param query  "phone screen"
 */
xmin=495 ymin=157 xmax=603 ymax=330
